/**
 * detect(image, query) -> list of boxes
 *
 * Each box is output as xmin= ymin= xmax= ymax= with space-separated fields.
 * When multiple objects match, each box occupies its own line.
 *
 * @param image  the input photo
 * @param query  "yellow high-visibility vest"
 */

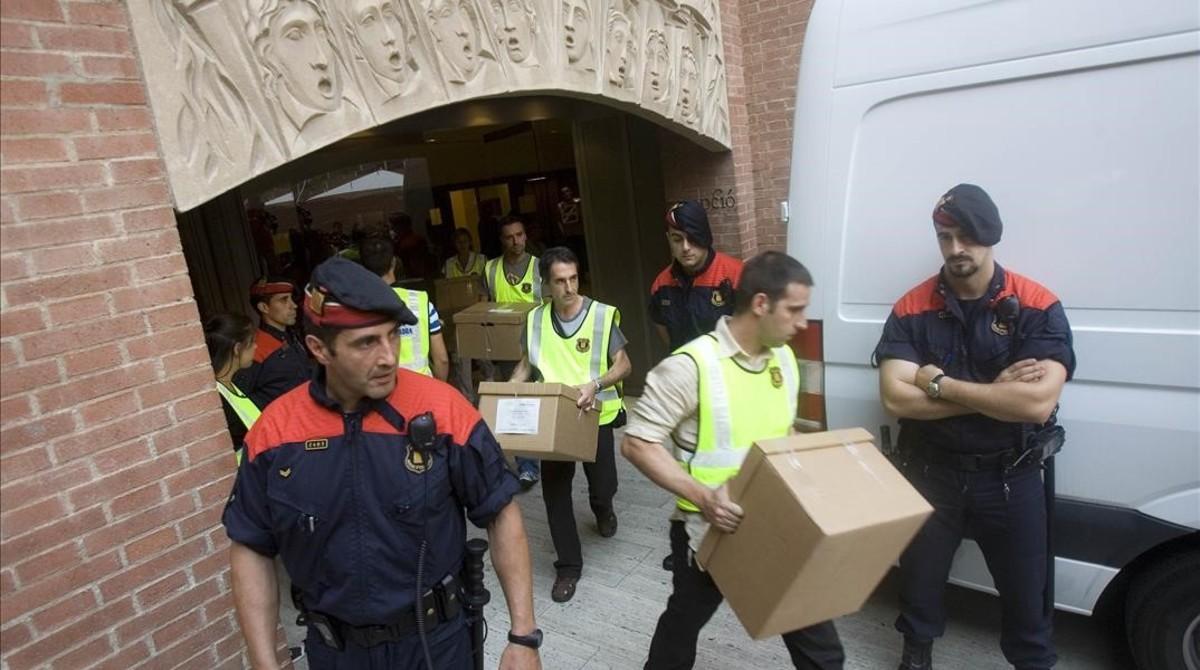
xmin=393 ymin=287 xmax=432 ymax=376
xmin=526 ymin=301 xmax=623 ymax=425
xmin=672 ymin=334 xmax=799 ymax=512
xmin=216 ymin=381 xmax=260 ymax=466
xmin=445 ymin=252 xmax=486 ymax=278
xmin=486 ymin=255 xmax=541 ymax=303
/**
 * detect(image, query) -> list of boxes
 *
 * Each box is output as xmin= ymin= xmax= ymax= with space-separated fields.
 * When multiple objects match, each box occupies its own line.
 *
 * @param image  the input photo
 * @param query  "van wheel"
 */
xmin=1125 ymin=548 xmax=1200 ymax=670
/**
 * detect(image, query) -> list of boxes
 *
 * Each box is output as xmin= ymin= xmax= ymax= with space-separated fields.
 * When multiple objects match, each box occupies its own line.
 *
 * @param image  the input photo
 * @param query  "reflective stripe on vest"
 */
xmin=673 ymin=335 xmax=799 ymax=512
xmin=393 ymin=287 xmax=432 ymax=376
xmin=216 ymin=381 xmax=259 ymax=466
xmin=487 ymin=256 xmax=542 ymax=302
xmin=526 ymin=301 xmax=623 ymax=425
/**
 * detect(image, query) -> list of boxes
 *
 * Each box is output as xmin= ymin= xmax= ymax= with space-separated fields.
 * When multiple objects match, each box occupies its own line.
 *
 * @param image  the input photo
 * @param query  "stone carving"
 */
xmin=126 ymin=0 xmax=732 ymax=211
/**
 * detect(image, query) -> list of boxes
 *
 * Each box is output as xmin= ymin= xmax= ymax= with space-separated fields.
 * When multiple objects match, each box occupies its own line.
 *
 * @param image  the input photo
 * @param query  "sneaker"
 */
xmin=595 ymin=509 xmax=618 ymax=538
xmin=551 ymin=575 xmax=579 ymax=603
xmin=518 ymin=470 xmax=539 ymax=491
xmin=897 ymin=637 xmax=932 ymax=670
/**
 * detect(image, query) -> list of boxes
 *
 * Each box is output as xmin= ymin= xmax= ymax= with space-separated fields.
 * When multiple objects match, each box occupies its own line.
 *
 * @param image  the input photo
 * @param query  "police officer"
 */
xmin=483 ymin=215 xmax=543 ymax=488
xmin=622 ymin=251 xmax=845 ymax=670
xmin=223 ymin=257 xmax=543 ymax=669
xmin=361 ymin=236 xmax=451 ymax=381
xmin=509 ymin=247 xmax=631 ymax=603
xmin=234 ymin=277 xmax=313 ymax=409
xmin=649 ymin=200 xmax=744 ymax=351
xmin=874 ymin=184 xmax=1075 ymax=670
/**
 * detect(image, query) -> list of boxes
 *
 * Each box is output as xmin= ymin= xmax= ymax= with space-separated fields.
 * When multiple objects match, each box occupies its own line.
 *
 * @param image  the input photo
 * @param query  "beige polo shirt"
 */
xmin=625 ymin=316 xmax=776 ymax=552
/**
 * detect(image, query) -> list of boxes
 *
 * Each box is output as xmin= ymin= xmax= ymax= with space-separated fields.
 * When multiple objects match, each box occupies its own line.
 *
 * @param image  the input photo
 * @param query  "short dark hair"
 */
xmin=498 ymin=215 xmax=525 ymax=237
xmin=454 ymin=227 xmax=473 ymax=243
xmin=359 ymin=236 xmax=395 ymax=277
xmin=539 ymin=246 xmax=578 ymax=280
xmin=734 ymin=251 xmax=814 ymax=314
xmin=303 ymin=313 xmax=342 ymax=357
xmin=204 ymin=312 xmax=255 ymax=372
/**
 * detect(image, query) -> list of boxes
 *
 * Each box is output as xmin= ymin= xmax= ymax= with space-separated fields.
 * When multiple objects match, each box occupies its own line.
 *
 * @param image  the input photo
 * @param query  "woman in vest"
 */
xmin=444 ymin=227 xmax=487 ymax=278
xmin=204 ymin=313 xmax=260 ymax=464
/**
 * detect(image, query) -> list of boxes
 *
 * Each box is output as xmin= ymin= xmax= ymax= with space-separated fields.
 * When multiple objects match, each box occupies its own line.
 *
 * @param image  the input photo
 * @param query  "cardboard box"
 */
xmin=478 ymin=382 xmax=599 ymax=461
xmin=696 ymin=427 xmax=932 ymax=639
xmin=453 ymin=302 xmax=537 ymax=361
xmin=433 ymin=275 xmax=485 ymax=317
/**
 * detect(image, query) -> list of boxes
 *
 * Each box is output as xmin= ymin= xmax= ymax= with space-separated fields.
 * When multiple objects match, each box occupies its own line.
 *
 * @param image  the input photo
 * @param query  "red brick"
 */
xmin=3 ymin=598 xmax=134 ymax=669
xmin=131 ymin=252 xmax=188 ymax=283
xmin=113 ymin=572 xmax=216 ymax=644
xmin=124 ymin=525 xmax=179 ymax=564
xmin=164 ymin=452 xmax=230 ymax=499
xmin=72 ymin=454 xmax=189 ymax=528
xmin=0 ymin=20 xmax=36 ymax=48
xmin=30 ymin=587 xmax=98 ymax=635
xmin=0 ymin=108 xmax=90 ymax=134
xmin=0 ymin=446 xmax=52 ymax=484
xmin=46 ymin=293 xmax=112 ymax=327
xmin=78 ymin=54 xmax=138 ymax=80
xmin=132 ymin=569 xmax=188 ymax=610
xmin=67 ymin=2 xmax=128 ymax=27
xmin=52 ymin=405 xmax=168 ymax=464
xmin=0 ymin=1 xmax=65 ymax=22
xmin=111 ymin=273 xmax=193 ymax=313
xmin=1 ymin=394 xmax=35 ymax=423
xmin=77 ymin=389 xmax=139 ymax=426
xmin=151 ymin=410 xmax=226 ymax=455
xmin=59 ymin=341 xmax=125 ymax=377
xmin=23 ymin=310 xmax=143 ymax=359
xmin=96 ymin=229 xmax=180 ymax=263
xmin=150 ymin=608 xmax=204 ymax=651
xmin=0 ymin=252 xmax=30 ymax=281
xmin=38 ymin=25 xmax=130 ymax=55
xmin=59 ymin=80 xmax=144 ymax=106
xmin=143 ymin=299 xmax=199 ymax=331
xmin=177 ymin=502 xmax=223 ymax=541
xmin=81 ymin=181 xmax=170 ymax=213
xmin=0 ymin=215 xmax=119 ymax=252
xmin=0 ymin=51 xmax=73 ymax=79
xmin=9 ymin=541 xmax=81 ymax=585
xmin=55 ymin=636 xmax=117 ymax=669
xmin=0 ymin=306 xmax=44 ymax=338
xmin=125 ymin=323 xmax=204 ymax=361
xmin=190 ymin=550 xmax=228 ymax=585
xmin=90 ymin=438 xmax=153 ymax=478
xmin=162 ymin=345 xmax=209 ymax=377
xmin=13 ymin=191 xmax=82 ymax=220
xmin=0 ymin=495 xmax=68 ymax=541
xmin=72 ymin=133 xmax=156 ymax=161
xmin=196 ymin=473 xmax=235 ymax=508
xmin=30 ymin=242 xmax=97 ymax=273
xmin=0 ymin=459 xmax=88 ymax=511
xmin=109 ymin=481 xmax=165 ymax=520
xmin=0 ymin=196 xmax=13 ymax=222
xmin=0 ymin=358 xmax=60 ymax=396
xmin=173 ymin=392 xmax=221 ymax=424
xmin=108 ymin=157 xmax=164 ymax=184
xmin=0 ymin=621 xmax=34 ymax=653
xmin=6 ymin=264 xmax=131 ymax=306
xmin=1 ymin=506 xmax=106 ymax=566
xmin=142 ymin=617 xmax=231 ymax=669
xmin=138 ymin=366 xmax=211 ymax=409
xmin=93 ymin=107 xmax=151 ymax=132
xmin=92 ymin=640 xmax=152 ymax=670
xmin=0 ymin=137 xmax=68 ymax=164
xmin=0 ymin=163 xmax=106 ymax=194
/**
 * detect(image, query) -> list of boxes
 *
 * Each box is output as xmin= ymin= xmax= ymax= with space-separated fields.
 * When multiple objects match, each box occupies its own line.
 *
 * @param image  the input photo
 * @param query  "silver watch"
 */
xmin=925 ymin=373 xmax=946 ymax=399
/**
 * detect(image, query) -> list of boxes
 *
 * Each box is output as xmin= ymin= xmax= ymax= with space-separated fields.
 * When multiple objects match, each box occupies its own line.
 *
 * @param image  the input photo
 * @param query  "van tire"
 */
xmin=1125 ymin=548 xmax=1200 ymax=670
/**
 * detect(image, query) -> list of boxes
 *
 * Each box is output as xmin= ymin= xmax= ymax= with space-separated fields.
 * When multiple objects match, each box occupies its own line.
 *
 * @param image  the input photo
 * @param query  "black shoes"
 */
xmin=898 ymin=637 xmax=933 ymax=670
xmin=551 ymin=575 xmax=578 ymax=603
xmin=595 ymin=509 xmax=618 ymax=538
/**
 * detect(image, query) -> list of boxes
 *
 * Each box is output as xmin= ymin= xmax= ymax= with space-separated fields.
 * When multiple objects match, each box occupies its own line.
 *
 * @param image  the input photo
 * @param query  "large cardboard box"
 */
xmin=478 ymin=382 xmax=599 ymax=461
xmin=696 ymin=427 xmax=932 ymax=639
xmin=453 ymin=302 xmax=537 ymax=361
xmin=433 ymin=275 xmax=485 ymax=316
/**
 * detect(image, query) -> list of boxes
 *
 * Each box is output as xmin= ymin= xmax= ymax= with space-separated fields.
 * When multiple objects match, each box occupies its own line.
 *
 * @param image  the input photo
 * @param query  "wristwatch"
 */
xmin=508 ymin=628 xmax=544 ymax=650
xmin=925 ymin=373 xmax=946 ymax=399
xmin=593 ymin=378 xmax=603 ymax=392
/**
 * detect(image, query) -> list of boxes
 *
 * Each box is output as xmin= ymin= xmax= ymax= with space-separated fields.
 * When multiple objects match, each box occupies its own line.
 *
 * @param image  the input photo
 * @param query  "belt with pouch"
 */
xmin=912 ymin=424 xmax=1065 ymax=473
xmin=297 ymin=573 xmax=462 ymax=650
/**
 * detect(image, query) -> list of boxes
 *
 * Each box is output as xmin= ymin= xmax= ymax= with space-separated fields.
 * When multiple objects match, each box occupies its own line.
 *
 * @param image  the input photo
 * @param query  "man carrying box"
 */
xmin=360 ymin=237 xmax=451 ymax=382
xmin=621 ymin=251 xmax=845 ymax=669
xmin=509 ymin=246 xmax=631 ymax=603
xmin=485 ymin=215 xmax=544 ymax=489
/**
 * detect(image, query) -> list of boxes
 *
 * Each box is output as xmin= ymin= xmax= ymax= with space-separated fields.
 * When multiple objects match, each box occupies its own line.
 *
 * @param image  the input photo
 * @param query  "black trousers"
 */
xmin=895 ymin=462 xmax=1055 ymax=670
xmin=645 ymin=520 xmax=845 ymax=670
xmin=541 ymin=423 xmax=617 ymax=578
xmin=304 ymin=613 xmax=471 ymax=669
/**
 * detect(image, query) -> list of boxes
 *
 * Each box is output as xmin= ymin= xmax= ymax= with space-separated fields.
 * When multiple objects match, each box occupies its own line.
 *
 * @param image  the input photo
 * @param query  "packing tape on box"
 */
xmin=785 ymin=452 xmax=823 ymax=496
xmin=843 ymin=441 xmax=885 ymax=485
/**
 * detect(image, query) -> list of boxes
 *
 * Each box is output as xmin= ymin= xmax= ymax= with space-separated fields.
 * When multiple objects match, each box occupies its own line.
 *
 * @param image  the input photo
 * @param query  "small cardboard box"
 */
xmin=478 ymin=382 xmax=599 ymax=461
xmin=453 ymin=302 xmax=537 ymax=361
xmin=697 ymin=427 xmax=932 ymax=639
xmin=434 ymin=275 xmax=485 ymax=316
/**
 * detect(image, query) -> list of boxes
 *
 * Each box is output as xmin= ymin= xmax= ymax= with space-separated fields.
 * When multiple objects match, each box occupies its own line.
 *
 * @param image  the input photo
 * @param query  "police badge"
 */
xmin=769 ymin=366 xmax=784 ymax=388
xmin=522 ymin=283 xmax=532 ymax=294
xmin=711 ymin=291 xmax=726 ymax=307
xmin=405 ymin=446 xmax=432 ymax=474
xmin=576 ymin=338 xmax=591 ymax=353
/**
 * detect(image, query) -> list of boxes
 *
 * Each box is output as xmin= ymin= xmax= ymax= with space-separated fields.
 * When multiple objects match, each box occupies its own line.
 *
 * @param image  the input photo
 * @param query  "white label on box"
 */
xmin=495 ymin=398 xmax=541 ymax=434
xmin=491 ymin=307 xmax=517 ymax=313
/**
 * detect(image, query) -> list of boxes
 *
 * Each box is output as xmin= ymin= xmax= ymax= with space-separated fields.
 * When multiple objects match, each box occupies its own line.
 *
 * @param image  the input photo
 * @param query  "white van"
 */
xmin=786 ymin=2 xmax=1199 ymax=668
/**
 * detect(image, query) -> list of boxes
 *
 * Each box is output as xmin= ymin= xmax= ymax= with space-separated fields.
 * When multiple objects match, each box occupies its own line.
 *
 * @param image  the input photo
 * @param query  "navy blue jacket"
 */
xmin=233 ymin=324 xmax=313 ymax=410
xmin=873 ymin=264 xmax=1076 ymax=454
xmin=222 ymin=369 xmax=520 ymax=625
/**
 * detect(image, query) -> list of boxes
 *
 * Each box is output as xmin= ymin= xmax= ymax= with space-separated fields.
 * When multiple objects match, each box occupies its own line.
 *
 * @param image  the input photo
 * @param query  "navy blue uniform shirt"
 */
xmin=232 ymin=323 xmax=313 ymax=409
xmin=873 ymin=263 xmax=1076 ymax=454
xmin=222 ymin=368 xmax=520 ymax=625
xmin=649 ymin=251 xmax=743 ymax=351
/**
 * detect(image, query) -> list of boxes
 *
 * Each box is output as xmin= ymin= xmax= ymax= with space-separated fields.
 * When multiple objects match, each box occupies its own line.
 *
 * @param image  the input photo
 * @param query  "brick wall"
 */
xmin=0 ymin=2 xmax=246 ymax=668
xmin=660 ymin=0 xmax=814 ymax=258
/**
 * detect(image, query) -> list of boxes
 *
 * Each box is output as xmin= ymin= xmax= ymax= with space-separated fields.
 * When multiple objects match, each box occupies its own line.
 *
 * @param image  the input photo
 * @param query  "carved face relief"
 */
xmin=349 ymin=0 xmax=409 ymax=82
xmin=561 ymin=0 xmax=593 ymax=66
xmin=489 ymin=0 xmax=535 ymax=64
xmin=267 ymin=1 xmax=342 ymax=112
xmin=428 ymin=0 xmax=481 ymax=79
xmin=604 ymin=10 xmax=633 ymax=86
xmin=678 ymin=47 xmax=698 ymax=121
xmin=642 ymin=29 xmax=669 ymax=102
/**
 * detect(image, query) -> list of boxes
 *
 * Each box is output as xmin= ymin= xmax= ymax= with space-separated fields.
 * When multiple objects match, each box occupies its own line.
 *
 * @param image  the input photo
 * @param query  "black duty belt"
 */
xmin=915 ymin=447 xmax=1026 ymax=472
xmin=299 ymin=574 xmax=462 ymax=650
